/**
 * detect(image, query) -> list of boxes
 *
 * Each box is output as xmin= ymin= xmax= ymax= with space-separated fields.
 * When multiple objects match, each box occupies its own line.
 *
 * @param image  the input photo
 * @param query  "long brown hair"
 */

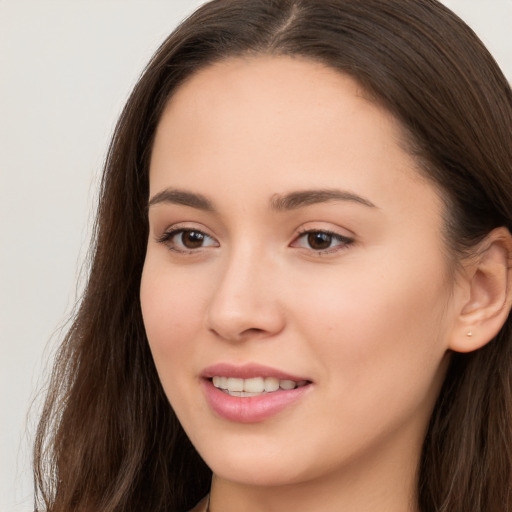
xmin=34 ymin=1 xmax=512 ymax=510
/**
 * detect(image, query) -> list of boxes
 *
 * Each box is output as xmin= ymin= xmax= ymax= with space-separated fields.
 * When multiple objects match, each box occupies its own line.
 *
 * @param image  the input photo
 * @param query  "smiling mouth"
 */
xmin=211 ymin=376 xmax=310 ymax=397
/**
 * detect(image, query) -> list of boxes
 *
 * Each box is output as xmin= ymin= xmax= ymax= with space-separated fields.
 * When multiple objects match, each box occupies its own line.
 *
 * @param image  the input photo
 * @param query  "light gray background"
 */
xmin=1 ymin=1 xmax=511 ymax=511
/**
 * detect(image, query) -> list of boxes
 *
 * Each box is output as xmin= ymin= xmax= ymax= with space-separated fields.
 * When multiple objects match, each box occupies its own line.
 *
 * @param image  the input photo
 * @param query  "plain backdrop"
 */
xmin=1 ymin=1 xmax=511 ymax=511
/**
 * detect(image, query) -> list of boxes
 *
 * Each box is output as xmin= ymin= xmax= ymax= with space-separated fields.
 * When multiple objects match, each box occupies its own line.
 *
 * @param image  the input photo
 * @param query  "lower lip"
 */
xmin=202 ymin=379 xmax=311 ymax=423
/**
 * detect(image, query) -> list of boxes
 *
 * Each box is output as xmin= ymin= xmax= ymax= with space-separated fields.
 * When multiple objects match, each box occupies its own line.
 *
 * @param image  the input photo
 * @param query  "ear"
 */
xmin=449 ymin=227 xmax=512 ymax=353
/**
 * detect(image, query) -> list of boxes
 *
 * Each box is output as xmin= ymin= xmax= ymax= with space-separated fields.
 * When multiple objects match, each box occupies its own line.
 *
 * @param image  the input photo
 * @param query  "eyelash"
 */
xmin=156 ymin=227 xmax=354 ymax=255
xmin=156 ymin=228 xmax=218 ymax=253
xmin=293 ymin=229 xmax=354 ymax=254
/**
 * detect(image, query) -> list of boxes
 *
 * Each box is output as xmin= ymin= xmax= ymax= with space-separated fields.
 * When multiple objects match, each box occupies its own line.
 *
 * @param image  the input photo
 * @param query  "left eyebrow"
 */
xmin=270 ymin=189 xmax=377 ymax=210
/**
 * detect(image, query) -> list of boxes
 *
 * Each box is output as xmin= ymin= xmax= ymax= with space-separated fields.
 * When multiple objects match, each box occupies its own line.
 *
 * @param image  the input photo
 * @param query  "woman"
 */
xmin=34 ymin=1 xmax=512 ymax=511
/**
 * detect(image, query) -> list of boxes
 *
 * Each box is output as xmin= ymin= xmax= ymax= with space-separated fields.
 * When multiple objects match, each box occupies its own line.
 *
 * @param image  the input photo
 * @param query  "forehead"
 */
xmin=152 ymin=57 xmax=415 ymax=172
xmin=149 ymin=55 xmax=441 ymax=222
xmin=156 ymin=56 xmax=396 ymax=142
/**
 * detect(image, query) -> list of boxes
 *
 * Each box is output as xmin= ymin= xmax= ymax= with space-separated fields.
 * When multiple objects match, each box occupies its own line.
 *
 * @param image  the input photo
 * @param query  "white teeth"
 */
xmin=280 ymin=379 xmax=296 ymax=390
xmin=212 ymin=376 xmax=306 ymax=395
xmin=226 ymin=377 xmax=244 ymax=392
xmin=244 ymin=377 xmax=265 ymax=393
xmin=264 ymin=377 xmax=280 ymax=392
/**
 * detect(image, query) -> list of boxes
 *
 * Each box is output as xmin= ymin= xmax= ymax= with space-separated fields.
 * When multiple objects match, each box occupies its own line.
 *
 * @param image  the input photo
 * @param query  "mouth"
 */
xmin=210 ymin=376 xmax=310 ymax=397
xmin=201 ymin=363 xmax=313 ymax=422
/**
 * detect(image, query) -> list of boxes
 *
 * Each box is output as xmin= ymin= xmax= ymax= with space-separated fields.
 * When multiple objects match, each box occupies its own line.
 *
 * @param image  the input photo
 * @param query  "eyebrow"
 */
xmin=148 ymin=188 xmax=214 ymax=211
xmin=270 ymin=189 xmax=377 ymax=210
xmin=147 ymin=187 xmax=377 ymax=212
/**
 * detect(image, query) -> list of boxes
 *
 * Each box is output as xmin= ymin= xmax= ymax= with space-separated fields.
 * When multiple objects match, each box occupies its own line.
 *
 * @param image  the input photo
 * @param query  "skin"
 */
xmin=140 ymin=56 xmax=473 ymax=512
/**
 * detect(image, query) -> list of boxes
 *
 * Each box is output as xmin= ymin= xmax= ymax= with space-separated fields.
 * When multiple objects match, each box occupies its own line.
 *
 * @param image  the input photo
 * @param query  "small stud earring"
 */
xmin=467 ymin=331 xmax=473 ymax=337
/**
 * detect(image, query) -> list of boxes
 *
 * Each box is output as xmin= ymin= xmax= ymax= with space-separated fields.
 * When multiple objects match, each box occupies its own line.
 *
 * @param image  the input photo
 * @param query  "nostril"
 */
xmin=242 ymin=327 xmax=265 ymax=335
xmin=208 ymin=325 xmax=270 ymax=342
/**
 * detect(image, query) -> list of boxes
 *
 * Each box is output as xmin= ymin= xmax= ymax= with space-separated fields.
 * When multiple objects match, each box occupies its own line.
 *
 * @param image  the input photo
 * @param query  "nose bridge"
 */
xmin=206 ymin=240 xmax=284 ymax=341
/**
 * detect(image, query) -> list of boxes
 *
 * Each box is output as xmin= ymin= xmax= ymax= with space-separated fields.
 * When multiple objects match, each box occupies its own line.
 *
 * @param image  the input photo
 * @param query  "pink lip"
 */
xmin=200 ymin=363 xmax=313 ymax=423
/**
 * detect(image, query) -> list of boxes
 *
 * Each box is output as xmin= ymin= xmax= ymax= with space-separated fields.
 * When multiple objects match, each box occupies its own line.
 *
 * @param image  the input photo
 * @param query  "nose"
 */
xmin=205 ymin=247 xmax=285 ymax=342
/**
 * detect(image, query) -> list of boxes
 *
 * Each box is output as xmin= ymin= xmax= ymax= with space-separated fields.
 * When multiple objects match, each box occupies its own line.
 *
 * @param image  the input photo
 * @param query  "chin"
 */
xmin=209 ymin=457 xmax=309 ymax=487
xmin=193 ymin=433 xmax=323 ymax=487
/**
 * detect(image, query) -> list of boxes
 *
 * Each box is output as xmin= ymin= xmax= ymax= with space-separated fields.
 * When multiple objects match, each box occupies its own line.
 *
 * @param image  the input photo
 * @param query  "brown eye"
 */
xmin=181 ymin=230 xmax=206 ymax=249
xmin=158 ymin=228 xmax=219 ymax=252
xmin=307 ymin=232 xmax=333 ymax=250
xmin=290 ymin=230 xmax=353 ymax=253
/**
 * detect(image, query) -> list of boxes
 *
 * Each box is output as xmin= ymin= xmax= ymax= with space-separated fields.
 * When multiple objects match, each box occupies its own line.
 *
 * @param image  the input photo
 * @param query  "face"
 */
xmin=141 ymin=56 xmax=457 ymax=488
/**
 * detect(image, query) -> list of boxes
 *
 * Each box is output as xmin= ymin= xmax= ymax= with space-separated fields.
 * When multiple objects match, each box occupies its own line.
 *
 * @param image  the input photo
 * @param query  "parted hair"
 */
xmin=34 ymin=1 xmax=512 ymax=511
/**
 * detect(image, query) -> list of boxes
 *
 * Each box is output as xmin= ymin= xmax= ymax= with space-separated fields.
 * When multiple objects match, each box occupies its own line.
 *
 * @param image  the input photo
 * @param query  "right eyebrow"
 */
xmin=147 ymin=188 xmax=215 ymax=212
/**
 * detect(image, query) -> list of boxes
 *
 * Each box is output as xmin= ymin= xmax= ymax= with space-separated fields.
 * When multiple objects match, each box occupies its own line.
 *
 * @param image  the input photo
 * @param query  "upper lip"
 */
xmin=201 ymin=362 xmax=311 ymax=382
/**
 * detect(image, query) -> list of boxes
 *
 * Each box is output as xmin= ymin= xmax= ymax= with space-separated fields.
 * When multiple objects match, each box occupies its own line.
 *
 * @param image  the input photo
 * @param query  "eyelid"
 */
xmin=291 ymin=226 xmax=355 ymax=254
xmin=155 ymin=223 xmax=219 ymax=253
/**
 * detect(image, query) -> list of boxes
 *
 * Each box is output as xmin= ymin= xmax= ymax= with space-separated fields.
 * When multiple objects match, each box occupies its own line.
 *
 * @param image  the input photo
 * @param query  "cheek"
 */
xmin=140 ymin=260 xmax=207 ymax=383
xmin=290 ymin=254 xmax=451 ymax=400
xmin=280 ymin=267 xmax=450 ymax=466
xmin=140 ymin=265 xmax=213 ymax=439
